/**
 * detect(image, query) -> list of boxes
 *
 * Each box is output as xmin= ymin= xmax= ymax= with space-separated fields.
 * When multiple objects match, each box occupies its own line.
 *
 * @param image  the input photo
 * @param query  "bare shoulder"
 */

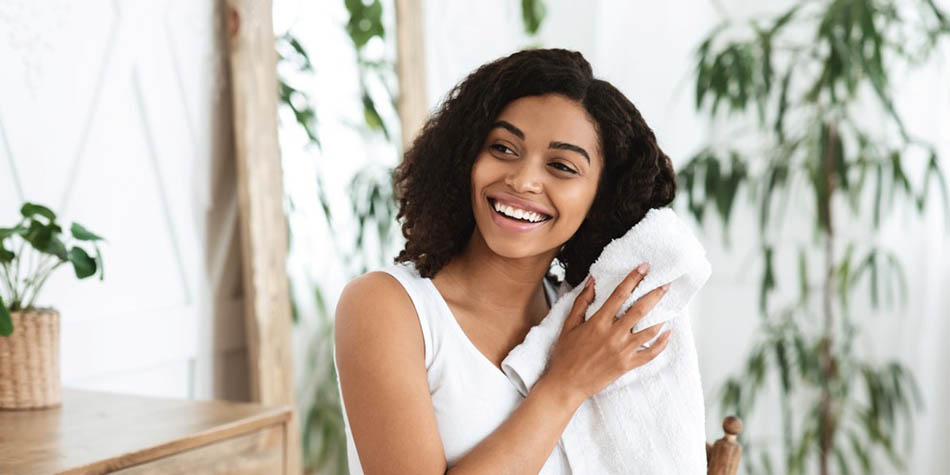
xmin=334 ymin=270 xmax=445 ymax=473
xmin=335 ymin=270 xmax=421 ymax=350
xmin=335 ymin=269 xmax=425 ymax=376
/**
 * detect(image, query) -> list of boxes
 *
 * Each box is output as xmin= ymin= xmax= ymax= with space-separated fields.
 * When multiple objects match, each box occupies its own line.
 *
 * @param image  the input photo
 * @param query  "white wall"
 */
xmin=0 ymin=0 xmax=248 ymax=401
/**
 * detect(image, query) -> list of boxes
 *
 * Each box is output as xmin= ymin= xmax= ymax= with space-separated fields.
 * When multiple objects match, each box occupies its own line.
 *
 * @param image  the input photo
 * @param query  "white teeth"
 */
xmin=492 ymin=199 xmax=548 ymax=223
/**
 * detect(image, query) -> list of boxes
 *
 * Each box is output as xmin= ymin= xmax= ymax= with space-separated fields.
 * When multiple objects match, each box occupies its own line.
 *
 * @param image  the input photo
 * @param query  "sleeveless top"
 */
xmin=333 ymin=261 xmax=572 ymax=474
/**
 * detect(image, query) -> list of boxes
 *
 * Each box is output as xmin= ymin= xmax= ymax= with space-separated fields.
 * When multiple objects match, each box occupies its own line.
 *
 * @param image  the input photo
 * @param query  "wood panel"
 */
xmin=395 ymin=0 xmax=429 ymax=151
xmin=222 ymin=0 xmax=301 ymax=472
xmin=113 ymin=425 xmax=284 ymax=474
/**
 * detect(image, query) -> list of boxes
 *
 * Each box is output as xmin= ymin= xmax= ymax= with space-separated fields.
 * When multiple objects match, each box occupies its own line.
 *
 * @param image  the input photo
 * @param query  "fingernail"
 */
xmin=661 ymin=282 xmax=671 ymax=292
xmin=585 ymin=276 xmax=594 ymax=289
xmin=636 ymin=262 xmax=650 ymax=275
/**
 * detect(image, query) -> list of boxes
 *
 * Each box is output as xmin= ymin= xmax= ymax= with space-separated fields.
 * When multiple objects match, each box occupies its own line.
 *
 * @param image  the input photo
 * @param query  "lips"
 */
xmin=486 ymin=197 xmax=553 ymax=232
xmin=487 ymin=197 xmax=551 ymax=222
xmin=486 ymin=192 xmax=556 ymax=219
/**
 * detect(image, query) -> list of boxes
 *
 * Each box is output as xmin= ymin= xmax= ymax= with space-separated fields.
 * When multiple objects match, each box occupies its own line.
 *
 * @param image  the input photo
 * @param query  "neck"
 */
xmin=438 ymin=229 xmax=556 ymax=320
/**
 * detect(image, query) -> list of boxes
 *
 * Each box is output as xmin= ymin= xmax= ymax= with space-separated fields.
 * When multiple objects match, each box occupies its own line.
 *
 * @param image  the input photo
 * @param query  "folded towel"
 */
xmin=501 ymin=207 xmax=712 ymax=474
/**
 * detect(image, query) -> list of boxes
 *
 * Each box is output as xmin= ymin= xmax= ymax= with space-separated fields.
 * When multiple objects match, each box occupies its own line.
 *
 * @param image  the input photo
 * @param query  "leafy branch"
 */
xmin=683 ymin=1 xmax=949 ymax=473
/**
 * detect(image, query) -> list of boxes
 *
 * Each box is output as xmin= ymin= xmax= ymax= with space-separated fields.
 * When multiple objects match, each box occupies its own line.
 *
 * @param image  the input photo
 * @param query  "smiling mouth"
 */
xmin=487 ymin=197 xmax=553 ymax=224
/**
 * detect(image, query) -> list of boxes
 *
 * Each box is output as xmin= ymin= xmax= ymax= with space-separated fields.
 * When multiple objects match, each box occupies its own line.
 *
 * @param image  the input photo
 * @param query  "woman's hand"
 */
xmin=540 ymin=263 xmax=672 ymax=406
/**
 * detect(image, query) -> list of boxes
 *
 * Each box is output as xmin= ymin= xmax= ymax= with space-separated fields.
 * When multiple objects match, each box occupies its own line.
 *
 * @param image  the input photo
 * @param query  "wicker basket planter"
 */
xmin=0 ymin=309 xmax=61 ymax=410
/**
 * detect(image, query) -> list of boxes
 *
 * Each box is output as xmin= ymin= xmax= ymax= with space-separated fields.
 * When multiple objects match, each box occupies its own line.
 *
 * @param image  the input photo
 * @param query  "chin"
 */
xmin=477 ymin=225 xmax=553 ymax=260
xmin=485 ymin=240 xmax=540 ymax=259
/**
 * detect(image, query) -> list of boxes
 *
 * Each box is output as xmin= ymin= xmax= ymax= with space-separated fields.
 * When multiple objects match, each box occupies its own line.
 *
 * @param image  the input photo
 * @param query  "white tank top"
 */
xmin=333 ymin=261 xmax=572 ymax=474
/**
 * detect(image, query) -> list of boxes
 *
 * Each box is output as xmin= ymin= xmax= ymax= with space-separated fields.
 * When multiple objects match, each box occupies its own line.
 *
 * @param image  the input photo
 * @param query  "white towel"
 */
xmin=501 ymin=207 xmax=712 ymax=474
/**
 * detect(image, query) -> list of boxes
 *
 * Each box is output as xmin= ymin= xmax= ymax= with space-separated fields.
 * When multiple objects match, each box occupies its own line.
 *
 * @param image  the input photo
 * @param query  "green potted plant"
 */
xmin=0 ymin=202 xmax=104 ymax=409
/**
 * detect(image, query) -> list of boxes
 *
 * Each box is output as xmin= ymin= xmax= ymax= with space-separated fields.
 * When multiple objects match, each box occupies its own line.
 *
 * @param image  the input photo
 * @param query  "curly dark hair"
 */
xmin=392 ymin=48 xmax=676 ymax=288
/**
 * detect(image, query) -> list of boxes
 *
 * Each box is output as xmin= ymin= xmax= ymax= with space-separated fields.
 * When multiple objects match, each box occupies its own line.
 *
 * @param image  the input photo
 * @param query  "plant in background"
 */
xmin=682 ymin=1 xmax=949 ymax=474
xmin=0 ymin=203 xmax=105 ymax=336
xmin=275 ymin=26 xmax=349 ymax=475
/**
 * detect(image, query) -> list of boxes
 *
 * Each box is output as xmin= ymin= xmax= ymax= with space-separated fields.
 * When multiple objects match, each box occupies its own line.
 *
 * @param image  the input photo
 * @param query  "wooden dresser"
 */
xmin=0 ymin=389 xmax=292 ymax=474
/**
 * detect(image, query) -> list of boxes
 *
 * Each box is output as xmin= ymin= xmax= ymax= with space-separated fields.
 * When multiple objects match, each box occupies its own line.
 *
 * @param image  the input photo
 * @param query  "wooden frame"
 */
xmin=224 ymin=0 xmax=301 ymax=473
xmin=395 ymin=0 xmax=428 ymax=150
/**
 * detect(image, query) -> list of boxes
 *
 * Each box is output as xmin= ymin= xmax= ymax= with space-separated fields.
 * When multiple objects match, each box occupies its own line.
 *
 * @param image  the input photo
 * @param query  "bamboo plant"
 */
xmin=681 ymin=1 xmax=949 ymax=474
xmin=0 ymin=203 xmax=105 ymax=336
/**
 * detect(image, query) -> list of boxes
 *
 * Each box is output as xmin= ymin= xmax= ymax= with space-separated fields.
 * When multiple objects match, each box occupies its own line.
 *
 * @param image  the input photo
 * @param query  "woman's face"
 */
xmin=470 ymin=93 xmax=603 ymax=259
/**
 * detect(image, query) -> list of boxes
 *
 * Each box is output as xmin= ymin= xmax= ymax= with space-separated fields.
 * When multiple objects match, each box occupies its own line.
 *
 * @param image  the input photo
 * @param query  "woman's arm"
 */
xmin=335 ymin=272 xmax=447 ymax=474
xmin=445 ymin=376 xmax=581 ymax=474
xmin=335 ymin=272 xmax=582 ymax=475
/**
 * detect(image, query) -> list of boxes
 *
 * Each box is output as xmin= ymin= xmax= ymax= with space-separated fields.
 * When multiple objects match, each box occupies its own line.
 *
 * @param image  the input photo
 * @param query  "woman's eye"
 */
xmin=490 ymin=144 xmax=515 ymax=155
xmin=550 ymin=162 xmax=578 ymax=174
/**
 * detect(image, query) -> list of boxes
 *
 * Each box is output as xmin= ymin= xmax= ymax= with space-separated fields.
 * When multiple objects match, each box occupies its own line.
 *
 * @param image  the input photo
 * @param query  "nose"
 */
xmin=504 ymin=158 xmax=544 ymax=194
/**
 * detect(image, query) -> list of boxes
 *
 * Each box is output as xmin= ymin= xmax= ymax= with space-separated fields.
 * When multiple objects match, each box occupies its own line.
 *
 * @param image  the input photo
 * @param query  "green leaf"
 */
xmin=775 ymin=338 xmax=792 ymax=392
xmin=832 ymin=125 xmax=849 ymax=192
xmin=922 ymin=150 xmax=950 ymax=226
xmin=46 ymin=236 xmax=68 ymax=261
xmin=23 ymin=220 xmax=54 ymax=254
xmin=704 ymin=155 xmax=720 ymax=197
xmin=759 ymin=245 xmax=776 ymax=314
xmin=344 ymin=0 xmax=384 ymax=50
xmin=814 ymin=122 xmax=833 ymax=232
xmin=20 ymin=202 xmax=56 ymax=222
xmin=797 ymin=247 xmax=809 ymax=302
xmin=834 ymin=444 xmax=852 ymax=475
xmin=94 ymin=245 xmax=104 ymax=281
xmin=870 ymin=252 xmax=879 ymax=308
xmin=68 ymin=247 xmax=97 ymax=279
xmin=0 ymin=224 xmax=26 ymax=240
xmin=0 ymin=246 xmax=13 ymax=263
xmin=0 ymin=226 xmax=21 ymax=261
xmin=873 ymin=161 xmax=884 ymax=228
xmin=774 ymin=68 xmax=792 ymax=140
xmin=838 ymin=242 xmax=855 ymax=311
xmin=70 ymin=222 xmax=104 ymax=241
xmin=770 ymin=4 xmax=801 ymax=34
xmin=890 ymin=150 xmax=912 ymax=200
xmin=284 ymin=34 xmax=314 ymax=72
xmin=0 ymin=293 xmax=12 ymax=336
xmin=884 ymin=251 xmax=908 ymax=307
xmin=361 ymin=91 xmax=389 ymax=140
xmin=848 ymin=430 xmax=872 ymax=475
xmin=520 ymin=0 xmax=547 ymax=35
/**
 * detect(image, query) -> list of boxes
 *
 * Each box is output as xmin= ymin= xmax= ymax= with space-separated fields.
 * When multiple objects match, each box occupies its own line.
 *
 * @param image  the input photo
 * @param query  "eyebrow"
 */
xmin=491 ymin=120 xmax=591 ymax=164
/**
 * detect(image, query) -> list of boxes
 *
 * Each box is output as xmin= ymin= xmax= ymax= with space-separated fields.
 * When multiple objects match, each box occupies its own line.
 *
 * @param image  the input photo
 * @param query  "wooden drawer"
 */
xmin=113 ymin=424 xmax=284 ymax=474
xmin=0 ymin=389 xmax=292 ymax=474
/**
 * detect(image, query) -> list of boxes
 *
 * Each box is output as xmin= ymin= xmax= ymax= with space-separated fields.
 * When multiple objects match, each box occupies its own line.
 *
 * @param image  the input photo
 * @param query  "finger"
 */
xmin=562 ymin=275 xmax=595 ymax=331
xmin=626 ymin=321 xmax=666 ymax=347
xmin=591 ymin=262 xmax=649 ymax=324
xmin=614 ymin=282 xmax=670 ymax=329
xmin=632 ymin=329 xmax=672 ymax=364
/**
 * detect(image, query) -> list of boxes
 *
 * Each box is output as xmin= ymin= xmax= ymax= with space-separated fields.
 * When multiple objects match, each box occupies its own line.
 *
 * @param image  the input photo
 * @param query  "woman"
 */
xmin=334 ymin=48 xmax=677 ymax=474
